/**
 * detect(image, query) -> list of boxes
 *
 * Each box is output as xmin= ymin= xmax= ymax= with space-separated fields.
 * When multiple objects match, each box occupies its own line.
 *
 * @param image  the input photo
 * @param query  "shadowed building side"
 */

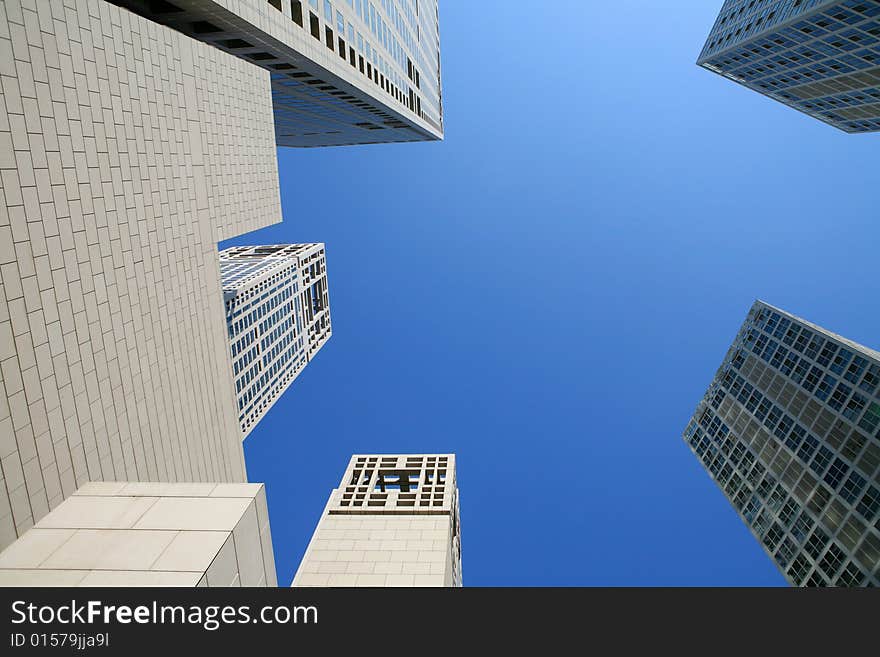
xmin=683 ymin=300 xmax=880 ymax=586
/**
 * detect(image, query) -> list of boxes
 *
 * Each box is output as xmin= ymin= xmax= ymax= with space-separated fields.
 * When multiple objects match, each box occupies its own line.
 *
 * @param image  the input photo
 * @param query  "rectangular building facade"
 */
xmin=697 ymin=0 xmax=880 ymax=133
xmin=293 ymin=454 xmax=462 ymax=587
xmin=0 ymin=0 xmax=282 ymax=552
xmin=111 ymin=0 xmax=444 ymax=146
xmin=683 ymin=301 xmax=880 ymax=586
xmin=0 ymin=482 xmax=276 ymax=587
xmin=220 ymin=245 xmax=331 ymax=438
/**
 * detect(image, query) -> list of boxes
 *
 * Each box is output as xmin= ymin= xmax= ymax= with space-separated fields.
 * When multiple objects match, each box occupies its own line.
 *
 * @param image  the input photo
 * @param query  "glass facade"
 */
xmin=683 ymin=301 xmax=880 ymax=586
xmin=698 ymin=0 xmax=880 ymax=132
xmin=220 ymin=244 xmax=332 ymax=437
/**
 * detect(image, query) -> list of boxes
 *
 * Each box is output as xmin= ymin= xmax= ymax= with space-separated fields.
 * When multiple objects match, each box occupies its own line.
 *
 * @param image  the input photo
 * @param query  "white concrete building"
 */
xmin=110 ymin=0 xmax=444 ymax=146
xmin=293 ymin=454 xmax=462 ymax=587
xmin=220 ymin=244 xmax=331 ymax=438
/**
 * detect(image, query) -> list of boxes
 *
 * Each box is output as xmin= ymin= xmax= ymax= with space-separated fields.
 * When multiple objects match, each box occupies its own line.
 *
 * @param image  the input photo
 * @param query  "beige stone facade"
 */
xmin=293 ymin=454 xmax=462 ymax=587
xmin=0 ymin=481 xmax=277 ymax=586
xmin=0 ymin=0 xmax=281 ymax=551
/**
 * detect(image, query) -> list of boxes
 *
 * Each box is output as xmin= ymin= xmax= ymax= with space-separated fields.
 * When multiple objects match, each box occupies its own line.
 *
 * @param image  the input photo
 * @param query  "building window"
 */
xmin=823 ymin=458 xmax=849 ymax=490
xmin=840 ymin=471 xmax=866 ymax=505
xmin=858 ymin=402 xmax=880 ymax=434
xmin=774 ymin=537 xmax=797 ymax=568
xmin=291 ymin=0 xmax=303 ymax=26
xmin=818 ymin=543 xmax=846 ymax=578
xmin=310 ymin=12 xmax=320 ymax=38
xmin=804 ymin=527 xmax=829 ymax=560
xmin=856 ymin=485 xmax=879 ymax=521
xmin=805 ymin=571 xmax=827 ymax=587
xmin=792 ymin=511 xmax=814 ymax=544
xmin=835 ymin=561 xmax=865 ymax=587
xmin=786 ymin=554 xmax=811 ymax=584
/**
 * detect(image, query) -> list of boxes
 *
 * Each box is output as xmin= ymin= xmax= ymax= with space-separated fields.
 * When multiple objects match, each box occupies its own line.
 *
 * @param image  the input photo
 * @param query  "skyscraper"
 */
xmin=697 ymin=1 xmax=880 ymax=133
xmin=292 ymin=454 xmax=462 ymax=587
xmin=110 ymin=0 xmax=444 ymax=146
xmin=683 ymin=301 xmax=880 ymax=586
xmin=220 ymin=245 xmax=332 ymax=438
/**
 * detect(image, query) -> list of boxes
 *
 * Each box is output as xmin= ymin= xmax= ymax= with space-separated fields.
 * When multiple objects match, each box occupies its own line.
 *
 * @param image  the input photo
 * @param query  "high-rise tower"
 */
xmin=220 ymin=245 xmax=332 ymax=438
xmin=698 ymin=1 xmax=880 ymax=132
xmin=293 ymin=454 xmax=462 ymax=586
xmin=683 ymin=301 xmax=879 ymax=586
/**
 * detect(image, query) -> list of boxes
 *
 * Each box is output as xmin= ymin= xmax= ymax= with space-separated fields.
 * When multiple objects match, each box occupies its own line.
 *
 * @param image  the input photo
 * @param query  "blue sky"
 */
xmin=221 ymin=0 xmax=879 ymax=586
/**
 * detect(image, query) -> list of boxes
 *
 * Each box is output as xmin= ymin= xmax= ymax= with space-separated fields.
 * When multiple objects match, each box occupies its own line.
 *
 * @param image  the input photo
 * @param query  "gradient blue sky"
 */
xmin=220 ymin=0 xmax=880 ymax=586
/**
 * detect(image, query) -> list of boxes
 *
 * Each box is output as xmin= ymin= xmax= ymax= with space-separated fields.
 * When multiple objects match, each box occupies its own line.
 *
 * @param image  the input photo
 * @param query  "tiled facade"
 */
xmin=220 ymin=244 xmax=331 ymax=438
xmin=698 ymin=0 xmax=880 ymax=132
xmin=683 ymin=301 xmax=880 ymax=586
xmin=293 ymin=454 xmax=462 ymax=587
xmin=0 ymin=0 xmax=282 ymax=551
xmin=0 ymin=482 xmax=277 ymax=586
xmin=110 ymin=0 xmax=444 ymax=146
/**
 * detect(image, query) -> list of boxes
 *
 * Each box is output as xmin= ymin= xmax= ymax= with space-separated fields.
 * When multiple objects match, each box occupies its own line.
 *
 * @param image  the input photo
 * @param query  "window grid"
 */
xmin=684 ymin=300 xmax=880 ymax=586
xmin=221 ymin=244 xmax=333 ymax=437
xmin=698 ymin=0 xmax=880 ymax=133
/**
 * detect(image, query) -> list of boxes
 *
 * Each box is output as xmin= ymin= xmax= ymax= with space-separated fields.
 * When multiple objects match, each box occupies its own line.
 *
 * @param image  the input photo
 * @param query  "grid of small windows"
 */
xmin=220 ymin=245 xmax=332 ymax=436
xmin=288 ymin=0 xmax=442 ymax=131
xmin=698 ymin=0 xmax=880 ymax=132
xmin=701 ymin=0 xmax=836 ymax=58
xmin=225 ymin=262 xmax=305 ymax=428
xmin=333 ymin=455 xmax=454 ymax=511
xmin=296 ymin=248 xmax=332 ymax=360
xmin=683 ymin=300 xmax=880 ymax=586
xmin=220 ymin=259 xmax=281 ymax=288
